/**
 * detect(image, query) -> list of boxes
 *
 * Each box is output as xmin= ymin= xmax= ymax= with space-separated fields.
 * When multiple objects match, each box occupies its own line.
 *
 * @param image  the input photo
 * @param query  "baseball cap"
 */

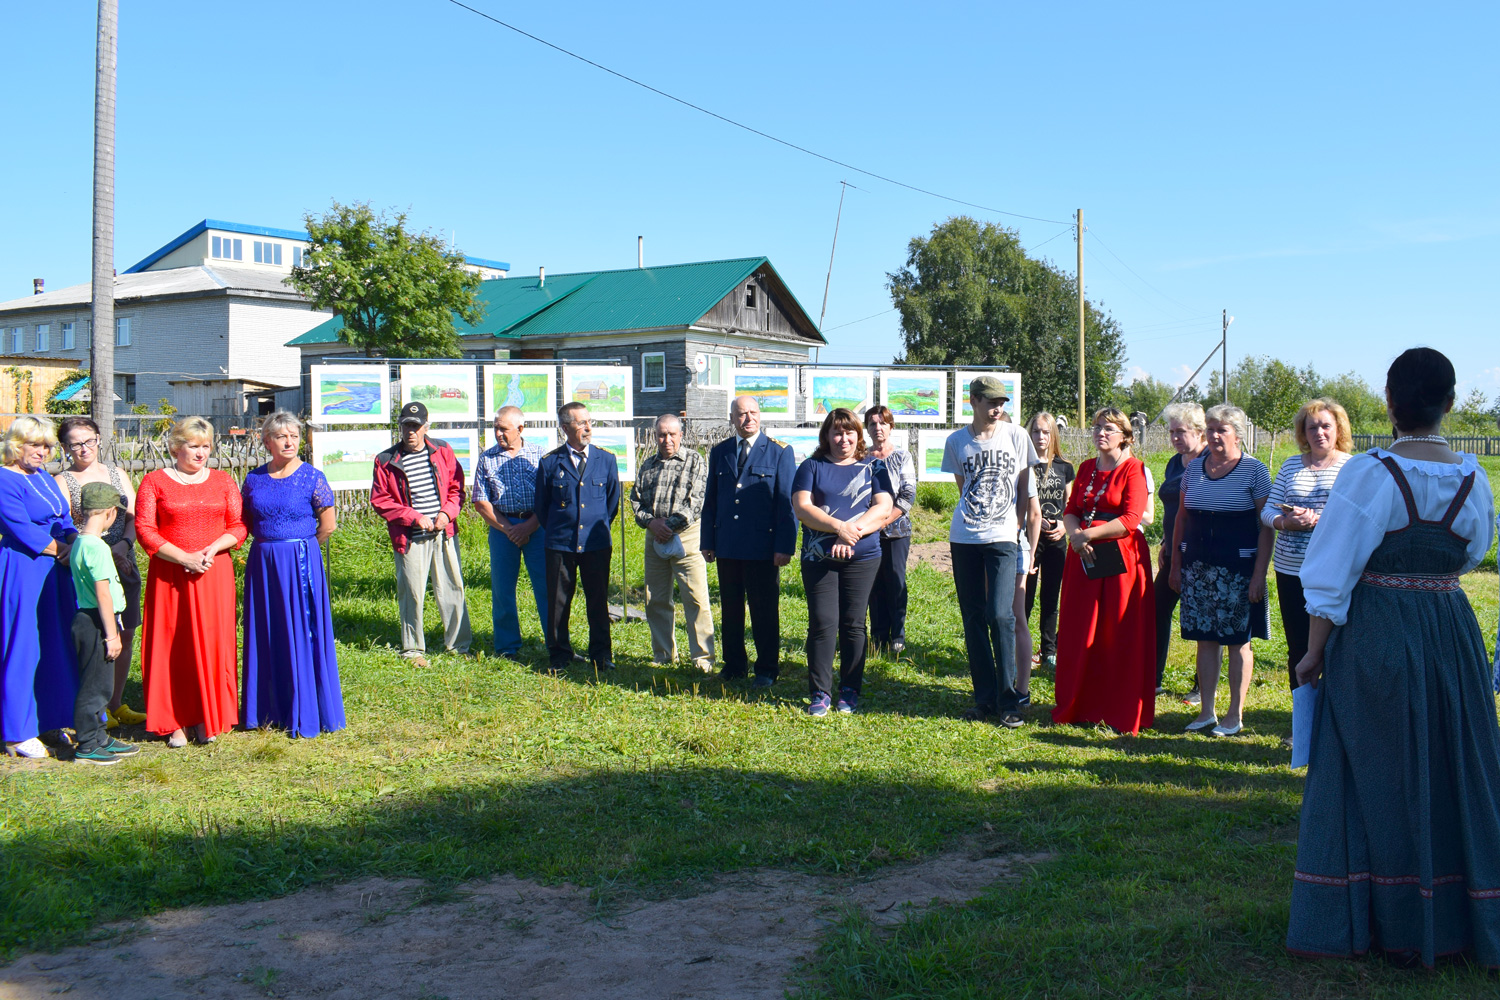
xmin=969 ymin=375 xmax=1011 ymax=401
xmin=79 ymin=481 xmax=127 ymax=512
xmin=398 ymin=401 xmax=429 ymax=426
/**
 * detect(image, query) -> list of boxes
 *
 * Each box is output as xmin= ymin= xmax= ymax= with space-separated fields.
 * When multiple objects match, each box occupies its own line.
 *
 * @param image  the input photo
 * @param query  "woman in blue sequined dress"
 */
xmin=241 ymin=411 xmax=344 ymax=737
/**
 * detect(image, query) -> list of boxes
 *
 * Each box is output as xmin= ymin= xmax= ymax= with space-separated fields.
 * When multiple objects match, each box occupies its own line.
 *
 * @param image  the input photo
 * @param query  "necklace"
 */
xmin=167 ymin=466 xmax=210 ymax=485
xmin=1391 ymin=434 xmax=1448 ymax=446
xmin=22 ymin=469 xmax=65 ymax=518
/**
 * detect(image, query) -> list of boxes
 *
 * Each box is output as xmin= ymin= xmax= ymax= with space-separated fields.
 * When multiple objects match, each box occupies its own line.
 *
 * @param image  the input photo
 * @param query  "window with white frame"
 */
xmin=211 ymin=236 xmax=243 ymax=261
xmin=292 ymin=246 xmax=305 ymax=268
xmin=254 ymin=241 xmax=282 ymax=265
xmin=696 ymin=352 xmax=733 ymax=388
xmin=35 ymin=324 xmax=49 ymax=351
xmin=116 ymin=317 xmax=132 ymax=347
xmin=61 ymin=322 xmax=74 ymax=350
xmin=8 ymin=327 xmax=23 ymax=353
xmin=642 ymin=352 xmax=666 ymax=391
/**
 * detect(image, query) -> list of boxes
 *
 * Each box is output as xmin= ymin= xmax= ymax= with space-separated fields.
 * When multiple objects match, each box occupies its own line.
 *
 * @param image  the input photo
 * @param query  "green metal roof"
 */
xmin=286 ymin=256 xmax=825 ymax=348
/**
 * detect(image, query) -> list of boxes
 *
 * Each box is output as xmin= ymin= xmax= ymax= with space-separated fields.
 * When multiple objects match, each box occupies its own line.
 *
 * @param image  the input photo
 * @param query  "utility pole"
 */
xmin=1221 ymin=309 xmax=1234 ymax=404
xmin=816 ymin=181 xmax=850 ymax=366
xmin=90 ymin=0 xmax=117 ymax=443
xmin=1076 ymin=209 xmax=1085 ymax=428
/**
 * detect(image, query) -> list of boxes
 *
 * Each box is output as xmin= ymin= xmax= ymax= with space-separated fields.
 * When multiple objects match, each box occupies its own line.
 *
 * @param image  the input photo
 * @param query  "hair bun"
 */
xmin=1386 ymin=347 xmax=1455 ymax=432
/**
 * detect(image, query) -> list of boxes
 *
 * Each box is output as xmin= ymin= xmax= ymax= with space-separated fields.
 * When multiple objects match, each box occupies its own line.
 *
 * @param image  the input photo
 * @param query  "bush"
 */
xmin=916 ymin=482 xmax=956 ymax=514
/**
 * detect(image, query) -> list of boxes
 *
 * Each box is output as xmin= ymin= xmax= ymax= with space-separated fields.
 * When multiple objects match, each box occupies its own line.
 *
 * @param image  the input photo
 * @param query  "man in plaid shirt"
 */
xmin=472 ymin=405 xmax=548 ymax=661
xmin=631 ymin=414 xmax=715 ymax=672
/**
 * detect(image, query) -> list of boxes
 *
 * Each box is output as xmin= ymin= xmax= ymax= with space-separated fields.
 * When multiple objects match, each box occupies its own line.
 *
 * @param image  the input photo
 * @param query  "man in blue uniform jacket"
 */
xmin=534 ymin=401 xmax=621 ymax=673
xmin=701 ymin=395 xmax=797 ymax=685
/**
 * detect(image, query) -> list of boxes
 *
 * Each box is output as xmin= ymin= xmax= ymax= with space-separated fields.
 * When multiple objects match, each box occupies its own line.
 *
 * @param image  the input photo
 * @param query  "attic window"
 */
xmin=745 ymin=283 xmax=757 ymax=308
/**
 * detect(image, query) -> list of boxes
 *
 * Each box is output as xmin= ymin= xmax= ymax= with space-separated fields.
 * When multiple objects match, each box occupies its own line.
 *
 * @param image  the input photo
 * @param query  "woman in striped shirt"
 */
xmin=1263 ymin=399 xmax=1350 ymax=693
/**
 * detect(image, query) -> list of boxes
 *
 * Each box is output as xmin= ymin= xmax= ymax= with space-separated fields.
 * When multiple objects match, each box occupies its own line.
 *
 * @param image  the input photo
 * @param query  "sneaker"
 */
xmin=807 ymin=692 xmax=831 ymax=717
xmin=1182 ymin=689 xmax=1201 ymax=706
xmin=1000 ymin=711 xmax=1025 ymax=729
xmin=1017 ymin=691 xmax=1032 ymax=708
xmin=103 ymin=738 xmax=140 ymax=757
xmin=1155 ymin=686 xmax=1168 ymax=696
xmin=73 ymin=746 xmax=121 ymax=766
xmin=7 ymin=737 xmax=48 ymax=758
xmin=1042 ymin=654 xmax=1057 ymax=669
xmin=751 ymin=675 xmax=776 ymax=689
xmin=836 ymin=688 xmax=859 ymax=714
xmin=889 ymin=641 xmax=905 ymax=655
xmin=962 ymin=706 xmax=997 ymax=723
xmin=110 ymin=703 xmax=147 ymax=725
xmin=405 ymin=654 xmax=430 ymax=669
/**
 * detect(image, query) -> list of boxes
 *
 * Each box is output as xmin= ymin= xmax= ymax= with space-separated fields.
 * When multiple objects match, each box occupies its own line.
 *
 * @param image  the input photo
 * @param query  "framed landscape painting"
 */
xmin=562 ymin=365 xmax=633 ymax=420
xmin=486 ymin=427 xmax=558 ymax=453
xmin=484 ymin=364 xmax=556 ymax=424
xmin=916 ymin=429 xmax=954 ymax=483
xmin=955 ymin=371 xmax=1021 ymax=422
xmin=772 ymin=428 xmax=822 ymax=465
xmin=435 ymin=429 xmax=480 ymax=480
xmin=400 ymin=364 xmax=478 ymax=423
xmin=311 ymin=429 xmax=392 ymax=491
xmin=808 ymin=369 xmax=874 ymax=418
xmin=587 ymin=426 xmax=637 ymax=482
xmin=730 ymin=368 xmax=797 ymax=422
xmin=310 ymin=364 xmax=390 ymax=425
xmin=880 ymin=370 xmax=948 ymax=424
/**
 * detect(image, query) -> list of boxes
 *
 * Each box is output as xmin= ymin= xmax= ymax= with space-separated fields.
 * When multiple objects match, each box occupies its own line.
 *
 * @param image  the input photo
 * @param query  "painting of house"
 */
xmin=879 ymin=371 xmax=948 ymax=423
xmin=400 ymin=365 xmax=478 ymax=423
xmin=562 ymin=366 xmax=632 ymax=419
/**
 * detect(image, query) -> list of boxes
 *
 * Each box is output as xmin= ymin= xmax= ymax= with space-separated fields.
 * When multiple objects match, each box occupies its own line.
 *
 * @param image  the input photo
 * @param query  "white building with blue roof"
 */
xmin=0 ymin=220 xmax=508 ymax=418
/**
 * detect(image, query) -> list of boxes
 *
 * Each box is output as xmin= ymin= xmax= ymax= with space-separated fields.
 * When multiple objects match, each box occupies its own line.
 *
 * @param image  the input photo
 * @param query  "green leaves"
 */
xmin=288 ymin=202 xmax=484 ymax=359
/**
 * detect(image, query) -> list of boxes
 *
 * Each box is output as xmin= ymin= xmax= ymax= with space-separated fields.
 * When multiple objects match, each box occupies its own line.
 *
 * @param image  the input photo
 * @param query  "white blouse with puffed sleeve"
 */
xmin=1299 ymin=449 xmax=1495 ymax=627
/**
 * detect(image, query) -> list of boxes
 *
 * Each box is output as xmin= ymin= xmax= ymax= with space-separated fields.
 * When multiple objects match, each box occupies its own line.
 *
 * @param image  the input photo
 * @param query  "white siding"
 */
xmin=226 ymin=298 xmax=330 ymax=390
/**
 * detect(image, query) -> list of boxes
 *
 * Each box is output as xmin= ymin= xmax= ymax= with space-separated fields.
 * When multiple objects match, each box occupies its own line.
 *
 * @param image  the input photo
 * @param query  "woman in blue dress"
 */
xmin=1289 ymin=348 xmax=1500 ymax=967
xmin=1 ymin=417 xmax=79 ymax=758
xmin=241 ymin=411 xmax=344 ymax=737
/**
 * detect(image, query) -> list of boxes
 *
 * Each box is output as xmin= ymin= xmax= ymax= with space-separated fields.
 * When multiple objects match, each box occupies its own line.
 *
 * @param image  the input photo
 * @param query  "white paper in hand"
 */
xmin=1290 ymin=683 xmax=1318 ymax=770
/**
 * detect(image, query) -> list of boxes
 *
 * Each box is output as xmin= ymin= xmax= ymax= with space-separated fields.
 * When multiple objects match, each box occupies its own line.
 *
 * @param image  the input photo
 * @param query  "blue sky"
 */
xmin=3 ymin=1 xmax=1497 ymax=398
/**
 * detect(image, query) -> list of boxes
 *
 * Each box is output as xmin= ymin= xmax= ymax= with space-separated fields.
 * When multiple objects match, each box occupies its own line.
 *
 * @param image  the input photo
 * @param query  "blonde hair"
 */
xmin=1204 ymin=403 xmax=1249 ymax=444
xmin=1162 ymin=401 xmax=1206 ymax=434
xmin=2 ymin=415 xmax=59 ymax=466
xmin=167 ymin=416 xmax=215 ymax=455
xmin=1091 ymin=406 xmax=1134 ymax=444
xmin=1025 ymin=412 xmax=1063 ymax=473
xmin=1293 ymin=397 xmax=1352 ymax=454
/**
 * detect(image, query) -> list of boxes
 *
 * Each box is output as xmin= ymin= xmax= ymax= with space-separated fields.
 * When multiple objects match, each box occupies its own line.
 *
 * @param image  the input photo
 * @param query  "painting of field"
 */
xmin=311 ymin=429 xmax=392 ymax=491
xmin=880 ymin=371 xmax=947 ymax=423
xmin=435 ymin=429 xmax=479 ymax=479
xmin=487 ymin=427 xmax=559 ymax=453
xmin=484 ymin=365 xmax=555 ymax=423
xmin=401 ymin=365 xmax=478 ymax=422
xmin=916 ymin=429 xmax=953 ymax=483
xmin=311 ymin=365 xmax=390 ymax=425
xmin=956 ymin=371 xmax=1021 ymax=421
xmin=563 ymin=366 xmax=632 ymax=419
xmin=586 ymin=427 xmax=636 ymax=481
xmin=730 ymin=369 xmax=797 ymax=421
xmin=809 ymin=370 xmax=873 ymax=417
xmin=772 ymin=429 xmax=822 ymax=464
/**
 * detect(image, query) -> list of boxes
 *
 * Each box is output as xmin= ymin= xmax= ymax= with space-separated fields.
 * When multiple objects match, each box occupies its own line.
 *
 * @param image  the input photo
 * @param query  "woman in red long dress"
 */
xmin=1053 ymin=407 xmax=1157 ymax=733
xmin=136 ymin=417 xmax=247 ymax=747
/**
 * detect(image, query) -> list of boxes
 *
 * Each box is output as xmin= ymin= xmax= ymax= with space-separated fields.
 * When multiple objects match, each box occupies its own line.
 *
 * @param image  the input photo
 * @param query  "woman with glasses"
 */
xmin=1052 ymin=407 xmax=1157 ymax=734
xmin=54 ymin=417 xmax=146 ymax=729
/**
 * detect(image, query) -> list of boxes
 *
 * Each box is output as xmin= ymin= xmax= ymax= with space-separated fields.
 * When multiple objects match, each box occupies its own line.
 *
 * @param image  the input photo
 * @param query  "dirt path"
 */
xmin=909 ymin=541 xmax=952 ymax=574
xmin=2 ymin=851 xmax=1044 ymax=1000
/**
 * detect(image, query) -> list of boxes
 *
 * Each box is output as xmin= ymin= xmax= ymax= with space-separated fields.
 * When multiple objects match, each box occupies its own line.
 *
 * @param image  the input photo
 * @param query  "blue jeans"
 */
xmin=950 ymin=541 xmax=1019 ymax=713
xmin=488 ymin=519 xmax=548 ymax=654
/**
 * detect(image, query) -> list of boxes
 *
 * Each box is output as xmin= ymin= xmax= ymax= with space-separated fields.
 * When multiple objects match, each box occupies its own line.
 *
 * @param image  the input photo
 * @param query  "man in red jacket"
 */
xmin=371 ymin=401 xmax=472 ymax=666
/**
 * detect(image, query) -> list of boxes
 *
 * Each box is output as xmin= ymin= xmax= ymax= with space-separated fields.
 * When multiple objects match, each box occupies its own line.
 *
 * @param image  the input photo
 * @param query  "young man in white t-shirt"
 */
xmin=941 ymin=376 xmax=1040 ymax=727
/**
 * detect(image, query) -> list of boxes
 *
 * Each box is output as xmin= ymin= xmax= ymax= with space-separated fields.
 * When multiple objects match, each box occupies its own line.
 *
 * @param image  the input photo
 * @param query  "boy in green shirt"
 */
xmin=69 ymin=482 xmax=141 ymax=764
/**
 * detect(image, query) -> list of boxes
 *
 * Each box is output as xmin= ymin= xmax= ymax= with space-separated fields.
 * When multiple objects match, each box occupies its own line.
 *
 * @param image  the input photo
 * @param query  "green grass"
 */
xmin=2 ymin=458 xmax=1498 ymax=998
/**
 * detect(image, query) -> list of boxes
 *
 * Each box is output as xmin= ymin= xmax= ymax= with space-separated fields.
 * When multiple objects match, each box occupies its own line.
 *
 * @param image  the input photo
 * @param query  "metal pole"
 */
xmin=1076 ymin=209 xmax=1085 ymax=427
xmin=90 ymin=0 xmax=117 ymax=443
xmin=816 ymin=181 xmax=850 ymax=366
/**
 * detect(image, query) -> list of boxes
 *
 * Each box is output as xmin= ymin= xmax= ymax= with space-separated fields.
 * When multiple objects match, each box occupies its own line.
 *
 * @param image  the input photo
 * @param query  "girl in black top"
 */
xmin=1024 ymin=413 xmax=1073 ymax=668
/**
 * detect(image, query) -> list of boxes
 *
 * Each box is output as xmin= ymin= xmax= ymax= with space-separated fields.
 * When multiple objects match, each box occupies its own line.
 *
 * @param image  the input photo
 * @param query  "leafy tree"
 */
xmin=1451 ymin=388 xmax=1495 ymax=434
xmin=1113 ymin=376 xmax=1176 ymax=420
xmin=288 ymin=202 xmax=484 ymax=358
xmin=1314 ymin=370 xmax=1386 ymax=431
xmin=888 ymin=216 xmax=1126 ymax=419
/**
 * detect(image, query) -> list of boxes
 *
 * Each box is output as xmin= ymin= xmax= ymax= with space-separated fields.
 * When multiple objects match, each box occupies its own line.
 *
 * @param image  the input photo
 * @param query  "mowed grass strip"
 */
xmin=0 ymin=450 xmax=1495 ymax=1000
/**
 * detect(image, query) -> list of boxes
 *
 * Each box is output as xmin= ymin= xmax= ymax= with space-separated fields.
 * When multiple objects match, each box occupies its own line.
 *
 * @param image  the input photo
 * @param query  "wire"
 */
xmin=1026 ymin=227 xmax=1073 ymax=254
xmin=823 ymin=308 xmax=897 ymax=333
xmin=442 ymin=0 xmax=1071 ymax=226
xmin=1087 ymin=229 xmax=1201 ymax=316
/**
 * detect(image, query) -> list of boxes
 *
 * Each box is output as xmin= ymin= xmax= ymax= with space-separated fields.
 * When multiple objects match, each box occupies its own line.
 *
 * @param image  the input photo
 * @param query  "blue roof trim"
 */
xmin=465 ymin=255 xmax=511 ymax=270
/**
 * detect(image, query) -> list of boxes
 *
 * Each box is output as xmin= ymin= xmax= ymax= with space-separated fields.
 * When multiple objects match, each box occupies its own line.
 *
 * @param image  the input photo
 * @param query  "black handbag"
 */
xmin=1078 ymin=463 xmax=1128 ymax=579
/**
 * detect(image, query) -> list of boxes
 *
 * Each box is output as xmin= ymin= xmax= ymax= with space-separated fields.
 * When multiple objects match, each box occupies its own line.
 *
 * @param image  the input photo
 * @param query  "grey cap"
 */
xmin=969 ymin=375 xmax=1011 ymax=401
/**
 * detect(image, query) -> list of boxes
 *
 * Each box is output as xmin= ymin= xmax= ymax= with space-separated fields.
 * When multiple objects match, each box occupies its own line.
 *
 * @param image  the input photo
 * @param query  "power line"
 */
xmin=442 ymin=0 xmax=1071 ymax=226
xmin=1026 ymin=227 xmax=1073 ymax=254
xmin=1087 ymin=228 xmax=1201 ymax=316
xmin=824 ymin=307 xmax=897 ymax=333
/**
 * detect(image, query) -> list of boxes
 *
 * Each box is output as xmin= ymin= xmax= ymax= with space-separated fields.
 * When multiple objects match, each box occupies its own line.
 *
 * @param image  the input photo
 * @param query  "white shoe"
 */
xmin=8 ymin=737 xmax=48 ymax=758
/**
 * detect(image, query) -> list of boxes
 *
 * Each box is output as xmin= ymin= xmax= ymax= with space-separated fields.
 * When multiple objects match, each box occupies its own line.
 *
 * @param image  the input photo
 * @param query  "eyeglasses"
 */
xmin=1093 ymin=427 xmax=1123 ymax=438
xmin=66 ymin=438 xmax=100 ymax=451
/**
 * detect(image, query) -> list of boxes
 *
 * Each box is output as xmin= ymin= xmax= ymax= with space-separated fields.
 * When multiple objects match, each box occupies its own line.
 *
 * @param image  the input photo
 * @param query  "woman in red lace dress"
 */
xmin=1053 ymin=407 xmax=1157 ymax=733
xmin=136 ymin=417 xmax=247 ymax=747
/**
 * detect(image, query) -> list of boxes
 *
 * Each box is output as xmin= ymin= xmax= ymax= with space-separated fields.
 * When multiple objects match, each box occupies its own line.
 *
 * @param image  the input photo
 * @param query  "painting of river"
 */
xmin=310 ymin=365 xmax=390 ymax=425
xmin=809 ymin=370 xmax=873 ymax=418
xmin=880 ymin=371 xmax=948 ymax=423
xmin=484 ymin=364 xmax=556 ymax=423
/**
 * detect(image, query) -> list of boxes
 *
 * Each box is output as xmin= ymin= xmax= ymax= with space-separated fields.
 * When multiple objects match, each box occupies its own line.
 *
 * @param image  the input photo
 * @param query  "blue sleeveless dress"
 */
xmin=240 ymin=463 xmax=345 ymax=737
xmin=1288 ymin=457 xmax=1500 ymax=967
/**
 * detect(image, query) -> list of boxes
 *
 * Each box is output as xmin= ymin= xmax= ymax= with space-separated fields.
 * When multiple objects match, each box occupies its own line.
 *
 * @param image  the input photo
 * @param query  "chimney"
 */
xmin=637 ymin=236 xmax=643 ymax=269
xmin=538 ymin=266 xmax=545 ymax=288
xmin=33 ymin=278 xmax=44 ymax=295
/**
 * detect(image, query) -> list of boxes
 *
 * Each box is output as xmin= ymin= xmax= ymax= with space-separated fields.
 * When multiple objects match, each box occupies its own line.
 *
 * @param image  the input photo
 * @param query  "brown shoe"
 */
xmin=405 ymin=654 xmax=430 ymax=668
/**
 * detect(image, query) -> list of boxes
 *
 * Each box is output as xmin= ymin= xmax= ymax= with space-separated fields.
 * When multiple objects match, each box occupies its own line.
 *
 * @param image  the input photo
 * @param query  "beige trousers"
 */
xmin=642 ymin=521 xmax=715 ymax=670
xmin=393 ymin=532 xmax=472 ymax=656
